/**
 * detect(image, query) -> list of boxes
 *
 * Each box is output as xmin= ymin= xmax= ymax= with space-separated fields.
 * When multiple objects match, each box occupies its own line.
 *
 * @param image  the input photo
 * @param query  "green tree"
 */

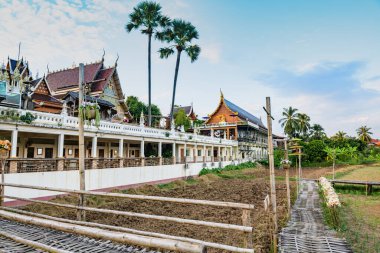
xmin=174 ymin=108 xmax=190 ymax=131
xmin=324 ymin=146 xmax=344 ymax=180
xmin=126 ymin=96 xmax=161 ymax=125
xmin=125 ymin=1 xmax=170 ymax=127
xmin=297 ymin=113 xmax=311 ymax=137
xmin=303 ymin=140 xmax=327 ymax=163
xmin=157 ymin=19 xmax=201 ymax=124
xmin=279 ymin=106 xmax=300 ymax=137
xmin=356 ymin=125 xmax=373 ymax=143
xmin=332 ymin=131 xmax=347 ymax=141
xmin=309 ymin=124 xmax=326 ymax=140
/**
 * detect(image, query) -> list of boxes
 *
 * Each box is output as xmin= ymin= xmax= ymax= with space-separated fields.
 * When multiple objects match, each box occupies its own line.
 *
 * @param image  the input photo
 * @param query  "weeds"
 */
xmin=198 ymin=161 xmax=256 ymax=176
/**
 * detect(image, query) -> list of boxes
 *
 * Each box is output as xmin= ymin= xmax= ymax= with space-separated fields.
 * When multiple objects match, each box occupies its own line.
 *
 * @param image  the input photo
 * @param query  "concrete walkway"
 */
xmin=279 ymin=180 xmax=352 ymax=253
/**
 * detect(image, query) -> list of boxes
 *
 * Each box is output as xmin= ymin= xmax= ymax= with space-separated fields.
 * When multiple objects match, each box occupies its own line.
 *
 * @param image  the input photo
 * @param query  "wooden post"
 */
xmin=241 ymin=209 xmax=253 ymax=248
xmin=0 ymin=159 xmax=4 ymax=206
xmin=265 ymin=97 xmax=278 ymax=252
xmin=78 ymin=63 xmax=86 ymax=221
xmin=284 ymin=139 xmax=291 ymax=217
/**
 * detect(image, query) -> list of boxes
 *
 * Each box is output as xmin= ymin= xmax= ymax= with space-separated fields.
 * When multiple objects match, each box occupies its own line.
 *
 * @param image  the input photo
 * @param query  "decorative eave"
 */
xmin=205 ymin=90 xmax=239 ymax=124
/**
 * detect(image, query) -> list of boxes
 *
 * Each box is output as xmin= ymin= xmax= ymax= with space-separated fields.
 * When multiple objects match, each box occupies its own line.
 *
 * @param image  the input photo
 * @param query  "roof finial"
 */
xmin=47 ymin=64 xmax=50 ymax=74
xmin=17 ymin=42 xmax=21 ymax=61
xmin=115 ymin=53 xmax=119 ymax=67
xmin=102 ymin=48 xmax=105 ymax=62
xmin=220 ymin=89 xmax=224 ymax=98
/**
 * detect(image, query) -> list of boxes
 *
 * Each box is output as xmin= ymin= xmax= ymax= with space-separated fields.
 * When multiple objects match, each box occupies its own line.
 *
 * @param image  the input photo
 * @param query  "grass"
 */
xmin=198 ymin=161 xmax=256 ymax=176
xmin=337 ymin=166 xmax=380 ymax=181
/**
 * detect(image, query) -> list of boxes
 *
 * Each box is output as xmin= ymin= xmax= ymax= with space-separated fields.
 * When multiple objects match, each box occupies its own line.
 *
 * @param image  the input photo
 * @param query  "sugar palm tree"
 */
xmin=279 ymin=107 xmax=300 ymax=137
xmin=157 ymin=19 xmax=201 ymax=123
xmin=125 ymin=1 xmax=170 ymax=127
xmin=356 ymin=126 xmax=373 ymax=143
xmin=332 ymin=131 xmax=347 ymax=141
xmin=297 ymin=113 xmax=311 ymax=137
xmin=309 ymin=124 xmax=326 ymax=140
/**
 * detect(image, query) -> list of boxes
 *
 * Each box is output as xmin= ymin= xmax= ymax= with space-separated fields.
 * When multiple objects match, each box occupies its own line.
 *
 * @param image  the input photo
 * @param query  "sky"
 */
xmin=0 ymin=0 xmax=379 ymax=137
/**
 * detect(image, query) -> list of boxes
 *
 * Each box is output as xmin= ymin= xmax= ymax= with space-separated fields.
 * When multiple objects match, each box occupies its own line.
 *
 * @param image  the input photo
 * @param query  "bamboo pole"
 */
xmin=0 ymin=182 xmax=254 ymax=210
xmin=3 ymin=195 xmax=252 ymax=233
xmin=284 ymin=140 xmax=291 ymax=217
xmin=0 ymin=230 xmax=71 ymax=253
xmin=242 ymin=209 xmax=253 ymax=248
xmin=1 ymin=207 xmax=254 ymax=253
xmin=0 ymin=159 xmax=4 ymax=206
xmin=78 ymin=63 xmax=86 ymax=221
xmin=265 ymin=97 xmax=278 ymax=253
xmin=0 ymin=210 xmax=204 ymax=253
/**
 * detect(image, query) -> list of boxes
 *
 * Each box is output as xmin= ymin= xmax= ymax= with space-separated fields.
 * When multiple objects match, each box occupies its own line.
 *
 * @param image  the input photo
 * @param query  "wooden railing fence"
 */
xmin=0 ymin=182 xmax=255 ymax=253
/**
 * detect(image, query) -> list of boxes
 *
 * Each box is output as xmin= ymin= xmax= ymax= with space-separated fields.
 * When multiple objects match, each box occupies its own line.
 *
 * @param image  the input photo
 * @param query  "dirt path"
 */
xmin=279 ymin=180 xmax=352 ymax=253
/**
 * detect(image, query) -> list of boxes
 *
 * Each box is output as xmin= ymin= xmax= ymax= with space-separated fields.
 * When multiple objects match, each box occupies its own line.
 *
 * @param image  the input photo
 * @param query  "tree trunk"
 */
xmin=148 ymin=33 xmax=152 ymax=127
xmin=169 ymin=50 xmax=182 ymax=124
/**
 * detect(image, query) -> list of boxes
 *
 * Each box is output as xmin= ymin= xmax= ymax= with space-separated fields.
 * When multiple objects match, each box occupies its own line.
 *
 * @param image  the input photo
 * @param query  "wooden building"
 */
xmin=198 ymin=92 xmax=268 ymax=159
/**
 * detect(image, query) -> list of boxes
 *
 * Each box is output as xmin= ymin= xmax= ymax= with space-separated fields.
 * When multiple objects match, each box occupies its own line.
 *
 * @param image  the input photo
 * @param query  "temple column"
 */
xmin=172 ymin=142 xmax=176 ymax=164
xmin=203 ymin=145 xmax=206 ymax=163
xmin=193 ymin=143 xmax=198 ymax=163
xmin=119 ymin=139 xmax=124 ymax=167
xmin=184 ymin=142 xmax=187 ymax=163
xmin=9 ymin=129 xmax=18 ymax=173
xmin=140 ymin=139 xmax=145 ymax=166
xmin=218 ymin=146 xmax=221 ymax=162
xmin=211 ymin=145 xmax=215 ymax=163
xmin=158 ymin=141 xmax=162 ymax=165
xmin=57 ymin=133 xmax=65 ymax=171
xmin=91 ymin=136 xmax=98 ymax=169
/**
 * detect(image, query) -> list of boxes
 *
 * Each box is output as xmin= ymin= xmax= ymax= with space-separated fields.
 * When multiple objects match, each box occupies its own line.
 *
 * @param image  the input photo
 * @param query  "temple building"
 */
xmin=198 ymin=92 xmax=268 ymax=159
xmin=46 ymin=56 xmax=132 ymax=121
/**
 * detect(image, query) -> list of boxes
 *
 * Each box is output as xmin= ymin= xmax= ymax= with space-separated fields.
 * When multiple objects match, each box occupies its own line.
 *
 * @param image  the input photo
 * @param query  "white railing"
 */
xmin=0 ymin=106 xmax=237 ymax=146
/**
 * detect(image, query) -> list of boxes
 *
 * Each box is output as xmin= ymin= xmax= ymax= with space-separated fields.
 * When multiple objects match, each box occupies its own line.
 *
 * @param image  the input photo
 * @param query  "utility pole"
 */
xmin=78 ymin=63 xmax=86 ymax=221
xmin=264 ymin=97 xmax=278 ymax=252
xmin=284 ymin=139 xmax=291 ymax=217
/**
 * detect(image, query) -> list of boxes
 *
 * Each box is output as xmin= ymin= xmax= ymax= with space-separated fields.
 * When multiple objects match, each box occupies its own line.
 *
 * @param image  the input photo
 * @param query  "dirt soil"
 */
xmin=21 ymin=168 xmax=297 ymax=253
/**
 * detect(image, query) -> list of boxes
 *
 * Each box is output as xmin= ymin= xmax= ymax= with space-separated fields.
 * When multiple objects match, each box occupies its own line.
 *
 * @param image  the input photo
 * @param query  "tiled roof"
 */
xmin=46 ymin=62 xmax=103 ymax=92
xmin=171 ymin=105 xmax=192 ymax=116
xmin=63 ymin=91 xmax=114 ymax=108
xmin=9 ymin=59 xmax=17 ymax=72
xmin=224 ymin=98 xmax=265 ymax=128
xmin=32 ymin=93 xmax=62 ymax=104
xmin=31 ymin=78 xmax=42 ymax=87
xmin=91 ymin=67 xmax=114 ymax=92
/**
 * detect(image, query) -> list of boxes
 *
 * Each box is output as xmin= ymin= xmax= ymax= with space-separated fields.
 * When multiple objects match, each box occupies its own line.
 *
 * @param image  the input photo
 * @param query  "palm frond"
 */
xmin=185 ymin=44 xmax=200 ymax=62
xmin=158 ymin=47 xmax=175 ymax=59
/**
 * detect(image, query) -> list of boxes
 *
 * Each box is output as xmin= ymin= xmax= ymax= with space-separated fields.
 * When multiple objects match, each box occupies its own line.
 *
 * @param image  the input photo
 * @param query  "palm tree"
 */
xmin=279 ymin=107 xmax=300 ymax=137
xmin=332 ymin=131 xmax=347 ymax=141
xmin=125 ymin=1 xmax=170 ymax=127
xmin=297 ymin=113 xmax=311 ymax=136
xmin=309 ymin=124 xmax=326 ymax=140
xmin=157 ymin=19 xmax=201 ymax=123
xmin=356 ymin=126 xmax=373 ymax=143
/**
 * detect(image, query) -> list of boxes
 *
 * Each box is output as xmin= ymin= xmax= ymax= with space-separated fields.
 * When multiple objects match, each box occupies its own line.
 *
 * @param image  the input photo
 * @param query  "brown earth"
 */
xmin=21 ymin=168 xmax=298 ymax=252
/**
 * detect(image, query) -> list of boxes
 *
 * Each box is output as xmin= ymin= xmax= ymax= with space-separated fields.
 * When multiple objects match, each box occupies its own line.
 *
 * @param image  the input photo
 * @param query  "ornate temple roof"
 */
xmin=63 ymin=91 xmax=114 ymax=108
xmin=223 ymin=98 xmax=265 ymax=128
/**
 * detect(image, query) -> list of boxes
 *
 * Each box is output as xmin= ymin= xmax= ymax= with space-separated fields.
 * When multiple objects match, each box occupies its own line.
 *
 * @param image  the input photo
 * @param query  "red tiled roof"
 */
xmin=46 ymin=62 xmax=103 ymax=92
xmin=91 ymin=67 xmax=115 ymax=92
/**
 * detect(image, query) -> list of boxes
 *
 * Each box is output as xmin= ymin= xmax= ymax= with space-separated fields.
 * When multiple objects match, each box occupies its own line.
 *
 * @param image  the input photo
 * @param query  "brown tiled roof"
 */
xmin=91 ymin=67 xmax=114 ymax=92
xmin=32 ymin=93 xmax=63 ymax=104
xmin=46 ymin=62 xmax=103 ymax=92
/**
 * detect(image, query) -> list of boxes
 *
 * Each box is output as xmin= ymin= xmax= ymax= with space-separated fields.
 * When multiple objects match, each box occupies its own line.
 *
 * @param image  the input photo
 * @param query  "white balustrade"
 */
xmin=0 ymin=106 xmax=237 ymax=146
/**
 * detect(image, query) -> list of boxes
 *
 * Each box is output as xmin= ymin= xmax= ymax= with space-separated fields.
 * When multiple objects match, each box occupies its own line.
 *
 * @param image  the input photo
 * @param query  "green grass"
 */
xmin=198 ymin=161 xmax=256 ymax=176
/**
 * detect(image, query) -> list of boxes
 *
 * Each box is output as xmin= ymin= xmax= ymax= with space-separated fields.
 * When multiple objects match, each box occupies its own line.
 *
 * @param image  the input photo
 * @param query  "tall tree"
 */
xmin=125 ymin=1 xmax=170 ymax=127
xmin=126 ymin=96 xmax=161 ymax=125
xmin=157 ymin=19 xmax=201 ymax=124
xmin=279 ymin=107 xmax=300 ymax=137
xmin=332 ymin=131 xmax=347 ymax=141
xmin=297 ymin=113 xmax=311 ymax=136
xmin=309 ymin=124 xmax=326 ymax=140
xmin=356 ymin=125 xmax=373 ymax=143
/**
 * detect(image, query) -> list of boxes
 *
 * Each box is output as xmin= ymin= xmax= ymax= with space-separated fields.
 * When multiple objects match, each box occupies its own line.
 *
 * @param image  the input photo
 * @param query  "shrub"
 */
xmin=19 ymin=112 xmax=36 ymax=124
xmin=199 ymin=161 xmax=256 ymax=176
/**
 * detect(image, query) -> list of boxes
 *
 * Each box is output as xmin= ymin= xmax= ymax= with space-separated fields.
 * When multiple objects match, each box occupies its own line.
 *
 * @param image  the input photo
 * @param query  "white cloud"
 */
xmin=201 ymin=44 xmax=221 ymax=64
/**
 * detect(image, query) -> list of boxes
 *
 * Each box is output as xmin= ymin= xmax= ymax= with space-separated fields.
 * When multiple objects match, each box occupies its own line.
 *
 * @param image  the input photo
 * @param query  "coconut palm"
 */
xmin=157 ymin=19 xmax=201 ymax=123
xmin=309 ymin=124 xmax=326 ymax=140
xmin=297 ymin=113 xmax=311 ymax=136
xmin=332 ymin=131 xmax=347 ymax=141
xmin=279 ymin=107 xmax=300 ymax=137
xmin=356 ymin=125 xmax=373 ymax=143
xmin=125 ymin=1 xmax=170 ymax=127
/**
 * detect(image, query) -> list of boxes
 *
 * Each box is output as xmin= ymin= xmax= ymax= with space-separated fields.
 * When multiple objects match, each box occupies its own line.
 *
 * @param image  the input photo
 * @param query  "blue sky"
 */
xmin=1 ymin=0 xmax=379 ymax=137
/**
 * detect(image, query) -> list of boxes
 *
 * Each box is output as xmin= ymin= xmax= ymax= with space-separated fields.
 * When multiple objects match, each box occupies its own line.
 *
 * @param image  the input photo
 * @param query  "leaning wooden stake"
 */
xmin=265 ymin=97 xmax=278 ymax=253
xmin=242 ymin=209 xmax=253 ymax=248
xmin=78 ymin=63 xmax=86 ymax=221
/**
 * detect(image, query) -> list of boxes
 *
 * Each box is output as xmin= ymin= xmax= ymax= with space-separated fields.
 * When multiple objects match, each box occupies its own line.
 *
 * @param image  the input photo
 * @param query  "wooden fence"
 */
xmin=0 ymin=182 xmax=255 ymax=253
